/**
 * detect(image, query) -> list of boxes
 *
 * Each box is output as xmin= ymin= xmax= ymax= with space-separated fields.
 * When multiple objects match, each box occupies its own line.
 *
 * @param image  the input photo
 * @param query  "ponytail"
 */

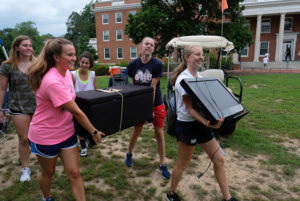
xmin=170 ymin=45 xmax=200 ymax=86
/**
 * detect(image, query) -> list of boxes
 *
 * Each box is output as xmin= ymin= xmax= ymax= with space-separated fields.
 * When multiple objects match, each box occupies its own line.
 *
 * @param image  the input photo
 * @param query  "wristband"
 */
xmin=92 ymin=129 xmax=98 ymax=135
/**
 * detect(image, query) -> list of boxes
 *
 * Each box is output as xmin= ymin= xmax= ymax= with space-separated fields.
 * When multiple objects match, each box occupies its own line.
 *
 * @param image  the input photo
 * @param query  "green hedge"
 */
xmin=93 ymin=63 xmax=110 ymax=76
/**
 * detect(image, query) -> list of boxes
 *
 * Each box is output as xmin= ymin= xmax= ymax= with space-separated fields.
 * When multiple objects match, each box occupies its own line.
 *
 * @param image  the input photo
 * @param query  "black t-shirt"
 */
xmin=127 ymin=57 xmax=163 ymax=107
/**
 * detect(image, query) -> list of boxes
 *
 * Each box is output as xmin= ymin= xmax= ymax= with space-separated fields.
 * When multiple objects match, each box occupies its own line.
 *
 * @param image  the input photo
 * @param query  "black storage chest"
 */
xmin=74 ymin=84 xmax=153 ymax=144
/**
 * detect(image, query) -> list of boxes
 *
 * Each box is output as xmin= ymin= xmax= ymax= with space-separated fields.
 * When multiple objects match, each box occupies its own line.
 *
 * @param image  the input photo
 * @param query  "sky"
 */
xmin=0 ymin=0 xmax=94 ymax=37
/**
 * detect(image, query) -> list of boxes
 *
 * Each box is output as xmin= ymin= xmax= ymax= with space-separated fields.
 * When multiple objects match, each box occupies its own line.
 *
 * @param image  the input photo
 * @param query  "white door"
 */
xmin=282 ymin=40 xmax=293 ymax=61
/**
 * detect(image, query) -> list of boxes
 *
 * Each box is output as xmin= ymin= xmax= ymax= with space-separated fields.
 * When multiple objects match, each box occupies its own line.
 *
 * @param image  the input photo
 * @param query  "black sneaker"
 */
xmin=166 ymin=190 xmax=181 ymax=201
xmin=222 ymin=197 xmax=238 ymax=201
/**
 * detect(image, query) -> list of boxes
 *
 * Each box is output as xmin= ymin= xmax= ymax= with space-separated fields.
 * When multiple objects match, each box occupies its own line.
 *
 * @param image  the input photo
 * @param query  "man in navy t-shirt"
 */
xmin=125 ymin=37 xmax=170 ymax=180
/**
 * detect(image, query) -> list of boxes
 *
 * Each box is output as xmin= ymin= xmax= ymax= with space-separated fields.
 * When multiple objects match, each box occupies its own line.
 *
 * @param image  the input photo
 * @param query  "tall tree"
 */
xmin=65 ymin=0 xmax=97 ymax=61
xmin=0 ymin=21 xmax=51 ymax=61
xmin=14 ymin=21 xmax=44 ymax=53
xmin=125 ymin=0 xmax=252 ymax=57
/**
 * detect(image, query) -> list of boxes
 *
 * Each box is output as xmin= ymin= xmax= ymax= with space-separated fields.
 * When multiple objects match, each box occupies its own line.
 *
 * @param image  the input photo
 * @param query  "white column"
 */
xmin=276 ymin=13 xmax=285 ymax=61
xmin=254 ymin=15 xmax=262 ymax=62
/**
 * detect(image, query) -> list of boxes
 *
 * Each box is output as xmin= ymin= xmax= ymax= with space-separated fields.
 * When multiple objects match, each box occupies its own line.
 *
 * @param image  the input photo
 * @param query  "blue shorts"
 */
xmin=175 ymin=120 xmax=215 ymax=146
xmin=29 ymin=134 xmax=78 ymax=158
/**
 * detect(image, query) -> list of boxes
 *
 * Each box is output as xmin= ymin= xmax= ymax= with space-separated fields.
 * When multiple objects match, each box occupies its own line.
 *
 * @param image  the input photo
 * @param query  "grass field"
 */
xmin=0 ymin=73 xmax=299 ymax=201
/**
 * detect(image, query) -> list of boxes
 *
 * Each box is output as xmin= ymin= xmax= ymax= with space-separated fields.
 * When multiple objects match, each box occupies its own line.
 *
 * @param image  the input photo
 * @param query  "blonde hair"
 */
xmin=4 ymin=35 xmax=35 ymax=66
xmin=28 ymin=38 xmax=73 ymax=90
xmin=170 ymin=45 xmax=201 ymax=86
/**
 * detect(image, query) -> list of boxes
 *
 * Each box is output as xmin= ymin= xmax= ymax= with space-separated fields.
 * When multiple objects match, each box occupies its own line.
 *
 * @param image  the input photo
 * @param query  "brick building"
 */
xmin=94 ymin=0 xmax=141 ymax=64
xmin=239 ymin=0 xmax=300 ymax=68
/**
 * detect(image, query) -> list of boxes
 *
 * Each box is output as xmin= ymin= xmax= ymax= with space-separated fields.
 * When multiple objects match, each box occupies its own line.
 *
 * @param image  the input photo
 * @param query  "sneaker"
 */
xmin=166 ymin=190 xmax=181 ymax=201
xmin=222 ymin=197 xmax=238 ymax=201
xmin=159 ymin=164 xmax=171 ymax=179
xmin=41 ymin=195 xmax=55 ymax=201
xmin=20 ymin=167 xmax=31 ymax=182
xmin=80 ymin=148 xmax=88 ymax=157
xmin=125 ymin=153 xmax=133 ymax=167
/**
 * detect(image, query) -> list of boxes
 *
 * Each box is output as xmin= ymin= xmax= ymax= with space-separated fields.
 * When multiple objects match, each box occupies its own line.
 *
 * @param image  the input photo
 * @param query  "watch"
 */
xmin=92 ymin=129 xmax=98 ymax=135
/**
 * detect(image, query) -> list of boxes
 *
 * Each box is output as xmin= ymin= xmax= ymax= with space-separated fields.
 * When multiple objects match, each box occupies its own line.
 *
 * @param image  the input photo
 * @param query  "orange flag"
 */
xmin=222 ymin=0 xmax=228 ymax=11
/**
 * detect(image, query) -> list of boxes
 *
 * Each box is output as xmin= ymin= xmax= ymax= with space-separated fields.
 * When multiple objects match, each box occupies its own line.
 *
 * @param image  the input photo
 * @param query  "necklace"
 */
xmin=19 ymin=61 xmax=30 ymax=67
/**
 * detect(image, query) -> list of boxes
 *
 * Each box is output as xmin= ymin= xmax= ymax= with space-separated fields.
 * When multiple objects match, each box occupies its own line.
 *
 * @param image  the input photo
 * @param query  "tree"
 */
xmin=65 ymin=0 xmax=97 ymax=62
xmin=14 ymin=21 xmax=44 ymax=53
xmin=125 ymin=0 xmax=253 ymax=57
xmin=0 ymin=21 xmax=51 ymax=60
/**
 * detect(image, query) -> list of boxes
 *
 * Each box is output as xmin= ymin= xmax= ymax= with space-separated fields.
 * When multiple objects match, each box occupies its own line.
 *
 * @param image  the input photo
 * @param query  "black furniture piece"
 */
xmin=74 ymin=85 xmax=153 ymax=144
xmin=180 ymin=77 xmax=248 ymax=134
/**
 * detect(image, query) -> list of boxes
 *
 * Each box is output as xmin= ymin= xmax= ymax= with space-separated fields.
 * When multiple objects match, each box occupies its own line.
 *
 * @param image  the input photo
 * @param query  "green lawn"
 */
xmin=0 ymin=73 xmax=299 ymax=201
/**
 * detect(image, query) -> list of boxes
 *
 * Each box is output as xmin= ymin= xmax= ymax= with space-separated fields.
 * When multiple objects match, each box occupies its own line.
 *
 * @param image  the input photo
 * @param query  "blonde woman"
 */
xmin=166 ymin=45 xmax=238 ymax=201
xmin=0 ymin=35 xmax=36 ymax=182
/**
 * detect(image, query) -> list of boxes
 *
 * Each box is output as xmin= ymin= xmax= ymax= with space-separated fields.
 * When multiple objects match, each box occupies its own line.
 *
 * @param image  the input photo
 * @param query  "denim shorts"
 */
xmin=29 ymin=134 xmax=78 ymax=158
xmin=175 ymin=120 xmax=215 ymax=146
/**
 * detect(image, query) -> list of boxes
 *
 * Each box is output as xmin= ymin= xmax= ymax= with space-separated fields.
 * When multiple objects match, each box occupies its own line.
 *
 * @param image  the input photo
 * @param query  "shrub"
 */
xmin=209 ymin=53 xmax=218 ymax=69
xmin=115 ymin=60 xmax=129 ymax=67
xmin=93 ymin=64 xmax=110 ymax=76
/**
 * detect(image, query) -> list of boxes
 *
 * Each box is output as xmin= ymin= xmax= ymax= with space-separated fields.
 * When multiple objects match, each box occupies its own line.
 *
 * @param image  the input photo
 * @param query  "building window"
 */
xmin=260 ymin=42 xmax=269 ymax=56
xmin=116 ymin=30 xmax=123 ymax=41
xmin=117 ymin=47 xmax=123 ymax=59
xmin=240 ymin=45 xmax=249 ymax=57
xmin=103 ymin=30 xmax=109 ymax=41
xmin=284 ymin=17 xmax=292 ymax=32
xmin=102 ymin=14 xmax=108 ymax=24
xmin=130 ymin=47 xmax=137 ymax=59
xmin=261 ymin=19 xmax=271 ymax=33
xmin=104 ymin=48 xmax=110 ymax=60
xmin=115 ymin=12 xmax=122 ymax=23
xmin=129 ymin=11 xmax=136 ymax=16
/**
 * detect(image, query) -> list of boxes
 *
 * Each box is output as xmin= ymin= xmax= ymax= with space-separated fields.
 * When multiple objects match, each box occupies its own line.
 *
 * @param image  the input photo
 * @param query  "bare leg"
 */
xmin=170 ymin=141 xmax=195 ymax=193
xmin=60 ymin=147 xmax=86 ymax=201
xmin=12 ymin=114 xmax=32 ymax=168
xmin=37 ymin=155 xmax=57 ymax=199
xmin=128 ymin=126 xmax=143 ymax=153
xmin=200 ymin=138 xmax=231 ymax=200
xmin=154 ymin=126 xmax=166 ymax=164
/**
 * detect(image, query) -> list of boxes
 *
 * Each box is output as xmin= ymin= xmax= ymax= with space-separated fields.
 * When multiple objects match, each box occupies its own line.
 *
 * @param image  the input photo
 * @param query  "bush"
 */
xmin=115 ymin=60 xmax=129 ymax=67
xmin=209 ymin=53 xmax=218 ymax=69
xmin=221 ymin=55 xmax=233 ymax=70
xmin=93 ymin=64 xmax=110 ymax=76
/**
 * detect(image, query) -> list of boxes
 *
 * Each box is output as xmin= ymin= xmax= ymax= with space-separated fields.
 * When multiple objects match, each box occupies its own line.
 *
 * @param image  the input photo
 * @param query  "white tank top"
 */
xmin=71 ymin=70 xmax=96 ymax=92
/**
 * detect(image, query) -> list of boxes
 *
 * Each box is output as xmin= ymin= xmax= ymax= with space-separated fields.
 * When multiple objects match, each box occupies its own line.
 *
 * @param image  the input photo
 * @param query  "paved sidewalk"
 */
xmin=225 ymin=68 xmax=300 ymax=76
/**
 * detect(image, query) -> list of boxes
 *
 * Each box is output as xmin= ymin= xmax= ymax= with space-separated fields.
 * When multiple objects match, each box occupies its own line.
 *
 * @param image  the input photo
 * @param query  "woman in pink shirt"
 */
xmin=28 ymin=38 xmax=104 ymax=201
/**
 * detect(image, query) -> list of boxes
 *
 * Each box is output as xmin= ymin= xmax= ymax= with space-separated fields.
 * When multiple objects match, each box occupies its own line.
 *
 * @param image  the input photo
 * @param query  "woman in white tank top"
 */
xmin=71 ymin=52 xmax=98 ymax=157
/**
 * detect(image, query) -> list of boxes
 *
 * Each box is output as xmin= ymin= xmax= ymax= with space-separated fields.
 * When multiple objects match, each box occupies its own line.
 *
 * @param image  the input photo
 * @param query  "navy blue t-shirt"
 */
xmin=127 ymin=57 xmax=163 ymax=107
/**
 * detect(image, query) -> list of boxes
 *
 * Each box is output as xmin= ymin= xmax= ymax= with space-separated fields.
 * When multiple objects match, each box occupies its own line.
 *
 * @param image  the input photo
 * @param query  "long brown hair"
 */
xmin=3 ymin=35 xmax=35 ymax=66
xmin=28 ymin=38 xmax=74 ymax=90
xmin=170 ymin=45 xmax=200 ymax=86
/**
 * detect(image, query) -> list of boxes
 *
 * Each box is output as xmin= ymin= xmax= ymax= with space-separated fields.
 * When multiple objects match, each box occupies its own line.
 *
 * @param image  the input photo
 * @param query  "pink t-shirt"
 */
xmin=28 ymin=68 xmax=76 ymax=145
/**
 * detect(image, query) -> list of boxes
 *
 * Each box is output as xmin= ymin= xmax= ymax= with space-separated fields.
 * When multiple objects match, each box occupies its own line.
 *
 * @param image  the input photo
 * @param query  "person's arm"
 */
xmin=61 ymin=100 xmax=104 ymax=144
xmin=150 ymin=77 xmax=160 ymax=104
xmin=182 ymin=94 xmax=224 ymax=129
xmin=71 ymin=71 xmax=75 ymax=85
xmin=0 ymin=74 xmax=8 ymax=122
xmin=93 ymin=76 xmax=98 ymax=90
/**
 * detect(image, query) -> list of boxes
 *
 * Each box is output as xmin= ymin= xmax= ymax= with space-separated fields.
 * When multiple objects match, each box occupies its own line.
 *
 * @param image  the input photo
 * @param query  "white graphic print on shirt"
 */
xmin=134 ymin=69 xmax=152 ymax=84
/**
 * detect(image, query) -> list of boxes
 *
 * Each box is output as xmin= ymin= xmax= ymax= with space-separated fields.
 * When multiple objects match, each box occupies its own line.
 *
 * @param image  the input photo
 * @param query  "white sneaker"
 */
xmin=20 ymin=167 xmax=31 ymax=182
xmin=80 ymin=148 xmax=87 ymax=157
